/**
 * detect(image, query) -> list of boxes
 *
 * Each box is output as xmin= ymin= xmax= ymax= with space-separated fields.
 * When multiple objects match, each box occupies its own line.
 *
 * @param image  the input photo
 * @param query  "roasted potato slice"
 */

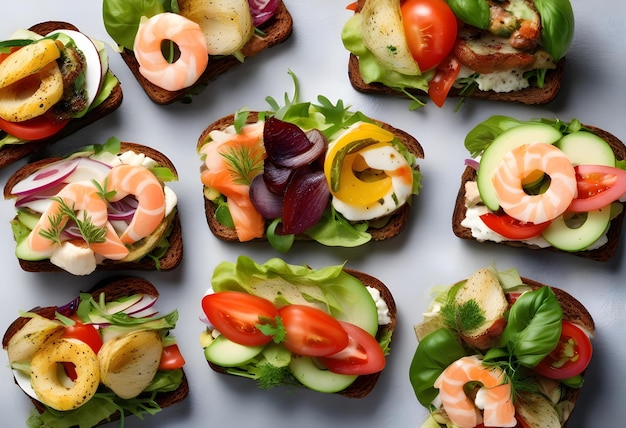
xmin=178 ymin=0 xmax=254 ymax=55
xmin=6 ymin=315 xmax=64 ymax=364
xmin=0 ymin=61 xmax=64 ymax=122
xmin=0 ymin=38 xmax=60 ymax=89
xmin=30 ymin=338 xmax=100 ymax=411
xmin=98 ymin=330 xmax=162 ymax=399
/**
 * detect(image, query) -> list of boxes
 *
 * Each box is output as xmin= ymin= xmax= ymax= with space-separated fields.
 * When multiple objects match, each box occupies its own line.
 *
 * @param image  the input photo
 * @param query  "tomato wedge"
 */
xmin=568 ymin=164 xmax=626 ymax=212
xmin=317 ymin=321 xmax=386 ymax=375
xmin=0 ymin=114 xmax=69 ymax=141
xmin=278 ymin=305 xmax=349 ymax=357
xmin=400 ymin=0 xmax=458 ymax=72
xmin=428 ymin=55 xmax=461 ymax=107
xmin=159 ymin=344 xmax=186 ymax=370
xmin=479 ymin=212 xmax=551 ymax=239
xmin=201 ymin=292 xmax=278 ymax=346
xmin=63 ymin=321 xmax=102 ymax=354
xmin=533 ymin=321 xmax=593 ymax=380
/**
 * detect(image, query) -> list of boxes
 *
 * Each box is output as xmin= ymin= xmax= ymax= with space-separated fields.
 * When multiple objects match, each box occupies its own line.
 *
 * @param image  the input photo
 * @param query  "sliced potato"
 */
xmin=516 ymin=392 xmax=562 ymax=428
xmin=6 ymin=315 xmax=64 ymax=364
xmin=178 ymin=0 xmax=254 ymax=55
xmin=30 ymin=338 xmax=100 ymax=411
xmin=0 ymin=61 xmax=64 ymax=122
xmin=98 ymin=330 xmax=163 ymax=399
xmin=360 ymin=0 xmax=421 ymax=75
xmin=0 ymin=38 xmax=61 ymax=89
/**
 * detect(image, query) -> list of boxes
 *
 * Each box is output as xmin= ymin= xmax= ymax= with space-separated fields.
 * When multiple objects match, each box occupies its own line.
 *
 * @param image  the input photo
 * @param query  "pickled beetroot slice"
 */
xmin=248 ymin=0 xmax=280 ymax=27
xmin=11 ymin=158 xmax=79 ymax=196
xmin=282 ymin=168 xmax=330 ymax=235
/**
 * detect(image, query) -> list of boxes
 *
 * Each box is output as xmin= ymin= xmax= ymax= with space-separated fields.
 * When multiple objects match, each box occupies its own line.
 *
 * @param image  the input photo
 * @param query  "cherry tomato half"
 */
xmin=63 ymin=321 xmax=102 ymax=354
xmin=533 ymin=321 xmax=593 ymax=380
xmin=159 ymin=344 xmax=186 ymax=370
xmin=278 ymin=305 xmax=349 ymax=357
xmin=401 ymin=0 xmax=458 ymax=72
xmin=568 ymin=165 xmax=626 ymax=212
xmin=202 ymin=292 xmax=279 ymax=346
xmin=0 ymin=114 xmax=69 ymax=141
xmin=479 ymin=212 xmax=552 ymax=240
xmin=428 ymin=54 xmax=461 ymax=107
xmin=317 ymin=321 xmax=386 ymax=375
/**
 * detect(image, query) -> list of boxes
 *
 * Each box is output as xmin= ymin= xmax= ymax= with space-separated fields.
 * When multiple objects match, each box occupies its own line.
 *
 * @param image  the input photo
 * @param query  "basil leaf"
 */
xmin=102 ymin=0 xmax=168 ymax=50
xmin=464 ymin=115 xmax=524 ymax=157
xmin=446 ymin=0 xmax=490 ymax=29
xmin=534 ymin=0 xmax=575 ymax=61
xmin=502 ymin=286 xmax=562 ymax=368
xmin=409 ymin=328 xmax=466 ymax=407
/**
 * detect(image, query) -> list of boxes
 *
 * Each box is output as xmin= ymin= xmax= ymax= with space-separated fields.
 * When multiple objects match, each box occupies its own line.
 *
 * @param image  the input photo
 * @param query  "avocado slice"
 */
xmin=477 ymin=123 xmax=563 ymax=211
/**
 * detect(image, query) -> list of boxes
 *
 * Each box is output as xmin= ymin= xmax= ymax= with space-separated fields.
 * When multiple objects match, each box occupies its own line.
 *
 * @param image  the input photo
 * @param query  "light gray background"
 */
xmin=1 ymin=1 xmax=624 ymax=426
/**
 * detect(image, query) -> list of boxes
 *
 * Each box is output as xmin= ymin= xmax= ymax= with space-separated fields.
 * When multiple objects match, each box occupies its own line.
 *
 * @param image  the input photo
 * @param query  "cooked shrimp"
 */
xmin=105 ymin=164 xmax=166 ymax=244
xmin=28 ymin=182 xmax=127 ymax=259
xmin=133 ymin=12 xmax=209 ymax=91
xmin=434 ymin=355 xmax=516 ymax=428
xmin=492 ymin=142 xmax=577 ymax=224
xmin=200 ymin=122 xmax=266 ymax=241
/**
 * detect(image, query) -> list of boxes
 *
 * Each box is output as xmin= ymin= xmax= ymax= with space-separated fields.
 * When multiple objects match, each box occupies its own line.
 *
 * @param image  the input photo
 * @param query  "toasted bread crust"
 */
xmin=0 ymin=21 xmax=123 ymax=169
xmin=2 ymin=277 xmax=189 ymax=424
xmin=206 ymin=267 xmax=397 ymax=398
xmin=198 ymin=112 xmax=424 ymax=243
xmin=4 ymin=143 xmax=183 ymax=272
xmin=451 ymin=125 xmax=626 ymax=261
xmin=121 ymin=2 xmax=293 ymax=104
xmin=346 ymin=0 xmax=565 ymax=106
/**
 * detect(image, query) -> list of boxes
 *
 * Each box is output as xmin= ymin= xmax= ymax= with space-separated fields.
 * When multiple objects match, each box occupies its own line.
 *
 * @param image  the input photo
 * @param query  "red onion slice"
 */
xmin=263 ymin=160 xmax=292 ymax=195
xmin=264 ymin=117 xmax=326 ymax=168
xmin=11 ymin=158 xmax=79 ymax=196
xmin=108 ymin=197 xmax=138 ymax=222
xmin=465 ymin=158 xmax=480 ymax=170
xmin=250 ymin=173 xmax=284 ymax=219
xmin=248 ymin=0 xmax=280 ymax=26
xmin=282 ymin=168 xmax=330 ymax=235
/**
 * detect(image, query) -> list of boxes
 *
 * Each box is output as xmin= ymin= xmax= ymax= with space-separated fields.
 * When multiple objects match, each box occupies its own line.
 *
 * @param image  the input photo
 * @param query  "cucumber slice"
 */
xmin=555 ymin=131 xmax=615 ymax=166
xmin=289 ymin=356 xmax=357 ymax=393
xmin=542 ymin=206 xmax=611 ymax=251
xmin=204 ymin=335 xmax=265 ymax=367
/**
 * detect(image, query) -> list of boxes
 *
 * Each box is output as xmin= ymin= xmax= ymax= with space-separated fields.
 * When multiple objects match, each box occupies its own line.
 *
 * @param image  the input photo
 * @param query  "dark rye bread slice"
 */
xmin=2 ymin=276 xmax=189 ymax=425
xmin=198 ymin=112 xmax=424 ymax=243
xmin=206 ymin=267 xmax=397 ymax=399
xmin=121 ymin=2 xmax=293 ymax=104
xmin=3 ymin=142 xmax=183 ymax=272
xmin=0 ymin=21 xmax=123 ymax=169
xmin=452 ymin=125 xmax=626 ymax=261
xmin=346 ymin=0 xmax=565 ymax=106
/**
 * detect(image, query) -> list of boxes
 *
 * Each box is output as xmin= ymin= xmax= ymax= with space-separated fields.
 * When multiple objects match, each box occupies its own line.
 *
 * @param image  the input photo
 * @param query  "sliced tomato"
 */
xmin=278 ymin=305 xmax=349 ymax=357
xmin=479 ymin=212 xmax=551 ymax=239
xmin=159 ymin=344 xmax=186 ymax=370
xmin=63 ymin=321 xmax=102 ymax=354
xmin=317 ymin=321 xmax=386 ymax=375
xmin=428 ymin=54 xmax=461 ymax=107
xmin=400 ymin=0 xmax=458 ymax=72
xmin=569 ymin=164 xmax=626 ymax=212
xmin=0 ymin=113 xmax=69 ymax=141
xmin=533 ymin=321 xmax=593 ymax=380
xmin=201 ymin=292 xmax=278 ymax=346
xmin=346 ymin=1 xmax=358 ymax=11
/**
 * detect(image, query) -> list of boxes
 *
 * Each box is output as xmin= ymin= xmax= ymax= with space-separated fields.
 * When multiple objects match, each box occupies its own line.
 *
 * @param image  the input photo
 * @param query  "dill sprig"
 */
xmin=39 ymin=197 xmax=108 ymax=245
xmin=441 ymin=299 xmax=486 ymax=333
xmin=221 ymin=146 xmax=265 ymax=186
xmin=92 ymin=178 xmax=117 ymax=201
